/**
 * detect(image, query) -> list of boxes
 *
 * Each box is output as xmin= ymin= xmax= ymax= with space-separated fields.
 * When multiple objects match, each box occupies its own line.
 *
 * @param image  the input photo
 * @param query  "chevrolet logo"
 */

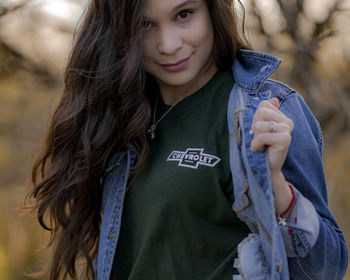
xmin=167 ymin=148 xmax=221 ymax=169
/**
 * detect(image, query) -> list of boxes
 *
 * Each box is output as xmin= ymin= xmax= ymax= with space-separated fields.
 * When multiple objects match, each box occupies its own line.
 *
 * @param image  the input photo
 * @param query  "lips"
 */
xmin=159 ymin=56 xmax=191 ymax=72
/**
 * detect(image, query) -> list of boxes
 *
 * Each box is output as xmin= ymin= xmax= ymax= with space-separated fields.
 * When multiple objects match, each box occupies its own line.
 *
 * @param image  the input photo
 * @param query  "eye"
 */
xmin=142 ymin=20 xmax=155 ymax=31
xmin=142 ymin=21 xmax=151 ymax=28
xmin=177 ymin=10 xmax=193 ymax=21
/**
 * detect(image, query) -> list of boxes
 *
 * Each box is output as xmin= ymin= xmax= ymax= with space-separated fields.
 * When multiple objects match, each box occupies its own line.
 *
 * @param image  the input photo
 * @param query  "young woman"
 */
xmin=29 ymin=0 xmax=348 ymax=279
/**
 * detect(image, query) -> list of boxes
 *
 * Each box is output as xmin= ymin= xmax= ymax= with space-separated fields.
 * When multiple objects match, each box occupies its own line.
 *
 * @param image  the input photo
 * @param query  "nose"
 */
xmin=157 ymin=26 xmax=182 ymax=54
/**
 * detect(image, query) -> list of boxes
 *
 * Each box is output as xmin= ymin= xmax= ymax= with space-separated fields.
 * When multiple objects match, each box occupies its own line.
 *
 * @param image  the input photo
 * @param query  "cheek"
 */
xmin=191 ymin=17 xmax=214 ymax=51
xmin=143 ymin=39 xmax=152 ymax=59
xmin=143 ymin=40 xmax=154 ymax=71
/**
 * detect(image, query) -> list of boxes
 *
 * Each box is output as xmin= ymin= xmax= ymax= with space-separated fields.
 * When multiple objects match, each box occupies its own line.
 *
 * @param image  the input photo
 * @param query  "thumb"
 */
xmin=269 ymin=97 xmax=280 ymax=109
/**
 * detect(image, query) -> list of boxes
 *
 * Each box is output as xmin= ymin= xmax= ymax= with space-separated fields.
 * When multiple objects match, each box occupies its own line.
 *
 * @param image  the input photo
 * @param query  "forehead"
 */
xmin=144 ymin=0 xmax=203 ymax=16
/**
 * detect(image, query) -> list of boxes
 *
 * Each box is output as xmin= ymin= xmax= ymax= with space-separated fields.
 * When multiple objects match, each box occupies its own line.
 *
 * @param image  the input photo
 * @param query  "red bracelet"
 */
xmin=279 ymin=183 xmax=295 ymax=217
xmin=276 ymin=183 xmax=298 ymax=235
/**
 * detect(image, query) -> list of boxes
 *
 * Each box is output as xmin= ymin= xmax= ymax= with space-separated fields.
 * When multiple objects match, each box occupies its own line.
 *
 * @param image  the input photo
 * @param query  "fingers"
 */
xmin=250 ymin=131 xmax=292 ymax=152
xmin=250 ymin=98 xmax=294 ymax=190
xmin=256 ymin=107 xmax=283 ymax=121
xmin=251 ymin=100 xmax=281 ymax=127
xmin=269 ymin=97 xmax=280 ymax=109
xmin=252 ymin=120 xmax=291 ymax=134
xmin=251 ymin=100 xmax=294 ymax=135
xmin=250 ymin=98 xmax=294 ymax=152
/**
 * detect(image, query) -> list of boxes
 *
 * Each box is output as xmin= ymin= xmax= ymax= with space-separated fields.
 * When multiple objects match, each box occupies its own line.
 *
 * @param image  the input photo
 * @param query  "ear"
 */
xmin=269 ymin=97 xmax=280 ymax=109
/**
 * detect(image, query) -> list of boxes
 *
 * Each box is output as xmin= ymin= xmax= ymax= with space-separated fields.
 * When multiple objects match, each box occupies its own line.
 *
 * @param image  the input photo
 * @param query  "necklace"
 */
xmin=147 ymin=96 xmax=180 ymax=139
xmin=147 ymin=74 xmax=210 ymax=139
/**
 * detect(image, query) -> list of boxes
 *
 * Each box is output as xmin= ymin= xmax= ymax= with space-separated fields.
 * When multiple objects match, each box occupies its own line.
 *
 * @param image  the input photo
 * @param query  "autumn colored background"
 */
xmin=0 ymin=0 xmax=349 ymax=279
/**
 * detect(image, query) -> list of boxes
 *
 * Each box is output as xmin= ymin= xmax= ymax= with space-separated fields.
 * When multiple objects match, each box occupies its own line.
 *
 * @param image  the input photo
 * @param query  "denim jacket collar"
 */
xmin=233 ymin=49 xmax=281 ymax=91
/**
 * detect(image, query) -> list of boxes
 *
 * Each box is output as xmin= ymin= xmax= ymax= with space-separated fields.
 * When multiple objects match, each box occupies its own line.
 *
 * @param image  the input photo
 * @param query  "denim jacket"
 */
xmin=95 ymin=50 xmax=348 ymax=280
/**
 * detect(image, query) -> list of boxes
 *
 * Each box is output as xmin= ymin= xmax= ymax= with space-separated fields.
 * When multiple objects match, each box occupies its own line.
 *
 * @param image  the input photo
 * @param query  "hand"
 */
xmin=250 ymin=98 xmax=294 ymax=177
xmin=250 ymin=98 xmax=295 ymax=213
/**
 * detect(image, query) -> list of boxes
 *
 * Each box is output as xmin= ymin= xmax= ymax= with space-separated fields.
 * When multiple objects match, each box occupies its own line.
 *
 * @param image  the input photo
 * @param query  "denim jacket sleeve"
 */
xmin=231 ymin=49 xmax=348 ymax=279
xmin=278 ymin=91 xmax=348 ymax=279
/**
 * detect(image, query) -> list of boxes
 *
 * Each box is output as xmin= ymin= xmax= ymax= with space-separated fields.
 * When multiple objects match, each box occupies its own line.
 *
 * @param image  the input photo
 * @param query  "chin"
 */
xmin=154 ymin=70 xmax=199 ymax=87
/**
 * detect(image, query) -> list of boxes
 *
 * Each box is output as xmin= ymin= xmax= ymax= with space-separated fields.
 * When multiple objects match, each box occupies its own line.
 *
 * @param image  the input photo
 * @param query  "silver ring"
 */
xmin=269 ymin=121 xmax=278 ymax=133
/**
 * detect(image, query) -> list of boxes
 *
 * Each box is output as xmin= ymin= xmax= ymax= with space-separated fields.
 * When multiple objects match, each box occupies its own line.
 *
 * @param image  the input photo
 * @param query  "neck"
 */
xmin=157 ymin=58 xmax=217 ymax=105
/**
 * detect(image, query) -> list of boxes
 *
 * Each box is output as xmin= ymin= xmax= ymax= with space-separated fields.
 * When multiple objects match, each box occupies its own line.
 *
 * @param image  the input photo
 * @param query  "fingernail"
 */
xmin=250 ymin=146 xmax=256 ymax=152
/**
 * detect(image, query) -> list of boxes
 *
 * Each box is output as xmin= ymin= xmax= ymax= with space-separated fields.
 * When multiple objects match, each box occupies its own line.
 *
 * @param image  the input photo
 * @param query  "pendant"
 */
xmin=147 ymin=125 xmax=156 ymax=140
xmin=277 ymin=216 xmax=287 ymax=226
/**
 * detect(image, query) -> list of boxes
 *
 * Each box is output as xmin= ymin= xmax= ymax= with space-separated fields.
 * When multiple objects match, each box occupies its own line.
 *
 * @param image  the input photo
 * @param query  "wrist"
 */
xmin=271 ymin=172 xmax=293 ymax=214
xmin=277 ymin=183 xmax=295 ymax=216
xmin=276 ymin=183 xmax=297 ymax=235
xmin=270 ymin=171 xmax=285 ymax=185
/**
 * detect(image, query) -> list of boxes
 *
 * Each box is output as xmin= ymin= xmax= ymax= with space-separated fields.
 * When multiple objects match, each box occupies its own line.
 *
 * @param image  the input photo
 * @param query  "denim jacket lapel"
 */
xmin=228 ymin=49 xmax=289 ymax=279
xmin=97 ymin=150 xmax=135 ymax=280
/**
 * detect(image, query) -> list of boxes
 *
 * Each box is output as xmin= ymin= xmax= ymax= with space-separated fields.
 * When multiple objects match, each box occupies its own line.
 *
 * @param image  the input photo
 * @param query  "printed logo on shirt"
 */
xmin=167 ymin=148 xmax=221 ymax=169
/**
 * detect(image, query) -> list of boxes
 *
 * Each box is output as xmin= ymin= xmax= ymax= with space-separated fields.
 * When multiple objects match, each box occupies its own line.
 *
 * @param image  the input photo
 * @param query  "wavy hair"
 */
xmin=28 ymin=0 xmax=251 ymax=278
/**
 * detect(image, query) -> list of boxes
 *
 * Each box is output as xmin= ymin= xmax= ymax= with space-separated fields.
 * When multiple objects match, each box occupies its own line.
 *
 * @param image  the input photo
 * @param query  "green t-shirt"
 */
xmin=111 ymin=71 xmax=250 ymax=280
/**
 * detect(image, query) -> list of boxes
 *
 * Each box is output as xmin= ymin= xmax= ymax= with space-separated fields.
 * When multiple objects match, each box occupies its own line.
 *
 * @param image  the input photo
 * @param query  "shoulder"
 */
xmin=262 ymin=79 xmax=296 ymax=102
xmin=263 ymin=79 xmax=323 ymax=155
xmin=231 ymin=49 xmax=323 ymax=153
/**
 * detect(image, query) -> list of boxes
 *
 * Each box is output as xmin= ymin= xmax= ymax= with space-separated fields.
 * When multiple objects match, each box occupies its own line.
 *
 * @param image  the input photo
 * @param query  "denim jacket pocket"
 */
xmin=237 ymin=234 xmax=270 ymax=280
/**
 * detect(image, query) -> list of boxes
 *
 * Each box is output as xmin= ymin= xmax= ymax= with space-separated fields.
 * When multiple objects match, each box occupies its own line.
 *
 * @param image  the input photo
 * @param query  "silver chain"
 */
xmin=147 ymin=96 xmax=181 ymax=139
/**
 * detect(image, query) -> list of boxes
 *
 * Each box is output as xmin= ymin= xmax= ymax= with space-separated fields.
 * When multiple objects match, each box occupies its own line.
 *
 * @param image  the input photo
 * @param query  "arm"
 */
xmin=280 ymin=93 xmax=348 ymax=279
xmin=250 ymin=93 xmax=348 ymax=279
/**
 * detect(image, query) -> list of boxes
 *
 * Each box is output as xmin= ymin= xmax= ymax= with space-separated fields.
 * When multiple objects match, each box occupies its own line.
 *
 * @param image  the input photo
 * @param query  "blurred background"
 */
xmin=0 ymin=0 xmax=349 ymax=279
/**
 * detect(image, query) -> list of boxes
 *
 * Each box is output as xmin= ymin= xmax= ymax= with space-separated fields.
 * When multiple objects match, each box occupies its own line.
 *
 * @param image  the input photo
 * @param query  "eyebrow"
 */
xmin=172 ymin=0 xmax=199 ymax=12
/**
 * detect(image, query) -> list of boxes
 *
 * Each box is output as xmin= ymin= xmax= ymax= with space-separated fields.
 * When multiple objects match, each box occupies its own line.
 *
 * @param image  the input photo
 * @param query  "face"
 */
xmin=142 ymin=0 xmax=216 ymax=99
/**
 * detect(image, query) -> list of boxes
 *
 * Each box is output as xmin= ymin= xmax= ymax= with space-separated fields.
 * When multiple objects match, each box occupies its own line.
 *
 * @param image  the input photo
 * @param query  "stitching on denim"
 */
xmin=292 ymin=229 xmax=311 ymax=257
xmin=102 ymin=152 xmax=130 ymax=280
xmin=278 ymin=91 xmax=296 ymax=111
xmin=263 ymin=80 xmax=294 ymax=104
xmin=101 ymin=181 xmax=114 ymax=278
xmin=102 ymin=183 xmax=121 ymax=279
xmin=235 ymin=79 xmax=295 ymax=98
xmin=296 ymin=257 xmax=315 ymax=280
xmin=103 ymin=183 xmax=124 ymax=279
xmin=239 ymin=51 xmax=280 ymax=63
xmin=235 ymin=84 xmax=262 ymax=93
xmin=102 ymin=181 xmax=120 ymax=279
xmin=265 ymin=79 xmax=294 ymax=94
xmin=107 ymin=154 xmax=131 ymax=279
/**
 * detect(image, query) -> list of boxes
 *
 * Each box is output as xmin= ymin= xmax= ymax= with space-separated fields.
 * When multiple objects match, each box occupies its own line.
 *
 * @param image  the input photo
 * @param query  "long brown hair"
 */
xmin=28 ymin=0 xmax=251 ymax=278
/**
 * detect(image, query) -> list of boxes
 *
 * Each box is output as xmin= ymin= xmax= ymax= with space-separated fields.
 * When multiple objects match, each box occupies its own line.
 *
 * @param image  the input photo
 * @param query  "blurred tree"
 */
xmin=242 ymin=0 xmax=350 ymax=145
xmin=0 ymin=2 xmax=60 ymax=279
xmin=0 ymin=1 xmax=27 ymax=17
